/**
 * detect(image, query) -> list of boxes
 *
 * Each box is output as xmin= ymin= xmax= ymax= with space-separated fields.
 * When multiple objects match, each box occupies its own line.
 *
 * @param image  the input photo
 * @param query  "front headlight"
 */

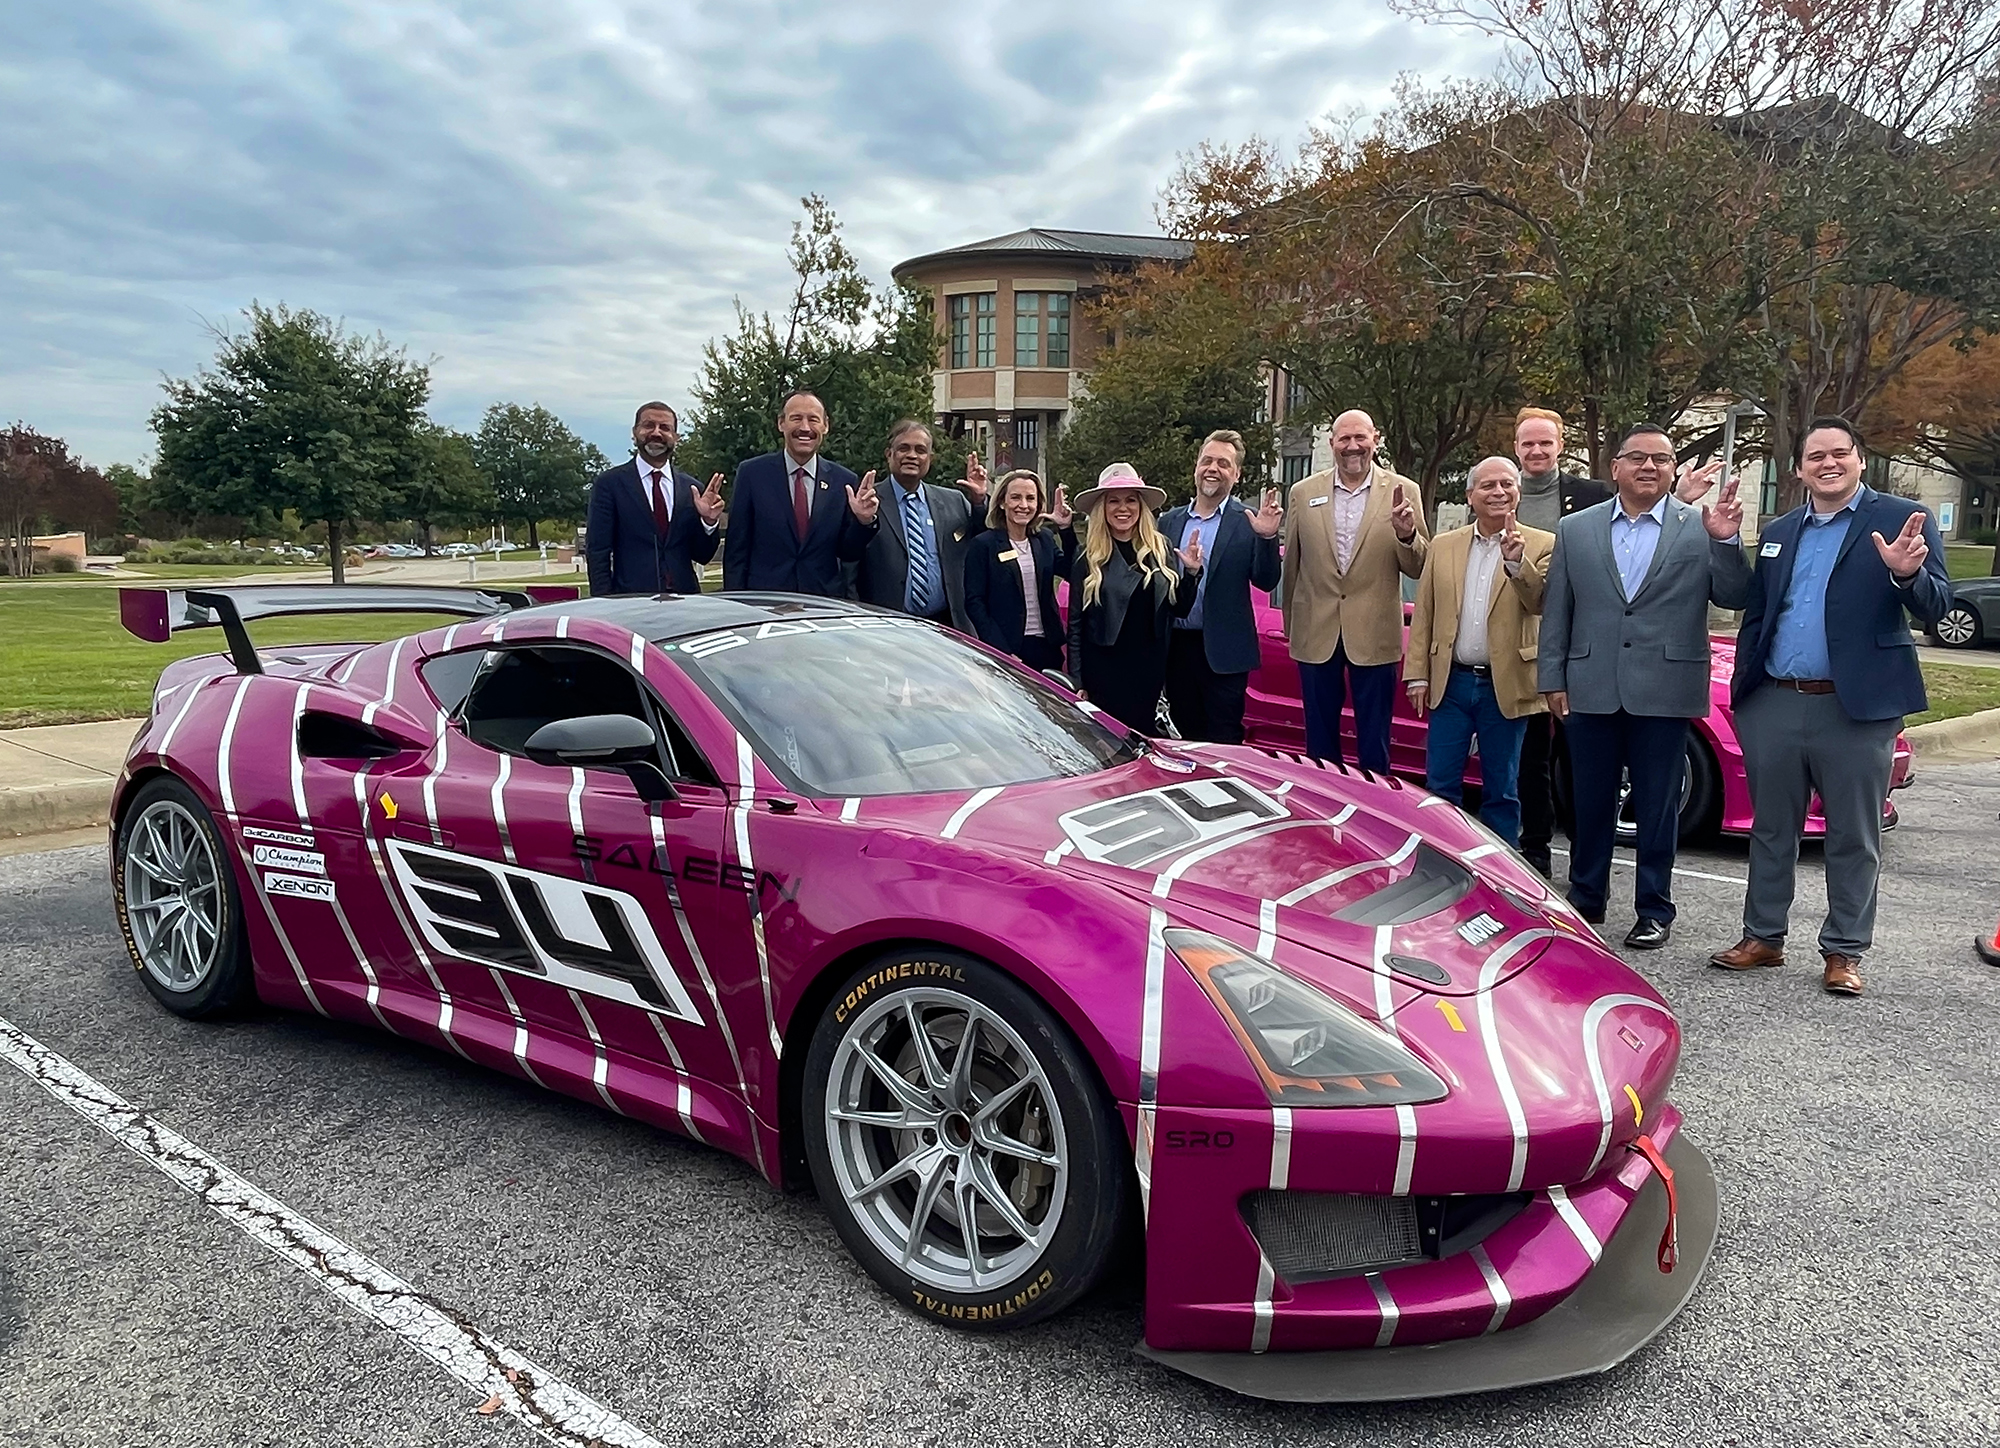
xmin=1165 ymin=929 xmax=1448 ymax=1107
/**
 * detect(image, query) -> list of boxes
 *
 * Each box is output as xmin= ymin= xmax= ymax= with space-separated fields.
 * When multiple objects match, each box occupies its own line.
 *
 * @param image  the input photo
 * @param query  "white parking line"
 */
xmin=0 ymin=1014 xmax=664 ymax=1448
xmin=1549 ymin=846 xmax=1747 ymax=885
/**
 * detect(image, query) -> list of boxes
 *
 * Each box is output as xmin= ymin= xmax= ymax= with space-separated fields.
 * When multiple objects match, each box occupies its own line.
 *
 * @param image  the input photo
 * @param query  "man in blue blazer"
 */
xmin=1159 ymin=430 xmax=1284 ymax=743
xmin=721 ymin=391 xmax=879 ymax=595
xmin=586 ymin=402 xmax=725 ymax=596
xmin=1709 ymin=417 xmax=1951 ymax=996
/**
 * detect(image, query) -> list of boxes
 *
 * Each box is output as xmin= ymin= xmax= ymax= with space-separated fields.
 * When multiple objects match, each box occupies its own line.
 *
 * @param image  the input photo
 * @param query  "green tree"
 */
xmin=151 ymin=304 xmax=430 ymax=582
xmin=470 ymin=403 xmax=606 ymax=548
xmin=680 ymin=195 xmax=940 ymax=483
xmin=396 ymin=423 xmax=492 ymax=554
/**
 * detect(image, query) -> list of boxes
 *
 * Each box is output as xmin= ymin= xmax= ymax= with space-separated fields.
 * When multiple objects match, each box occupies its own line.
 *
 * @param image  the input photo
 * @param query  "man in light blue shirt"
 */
xmin=1610 ymin=494 xmax=1670 ymax=600
xmin=1761 ymin=493 xmax=1857 ymax=680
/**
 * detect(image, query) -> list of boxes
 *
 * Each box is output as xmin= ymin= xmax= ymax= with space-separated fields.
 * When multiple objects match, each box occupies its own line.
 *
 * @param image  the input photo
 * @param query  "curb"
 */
xmin=1905 ymin=705 xmax=2000 ymax=761
xmin=0 ymin=780 xmax=113 ymax=840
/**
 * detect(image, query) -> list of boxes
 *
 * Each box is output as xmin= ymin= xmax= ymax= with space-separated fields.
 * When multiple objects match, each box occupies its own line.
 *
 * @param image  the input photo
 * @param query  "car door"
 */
xmin=392 ymin=639 xmax=748 ymax=1146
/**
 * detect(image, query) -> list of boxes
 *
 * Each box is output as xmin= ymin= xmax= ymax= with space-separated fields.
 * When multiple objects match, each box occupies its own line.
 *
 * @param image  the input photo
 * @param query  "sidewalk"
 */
xmin=0 ymin=720 xmax=142 ymax=840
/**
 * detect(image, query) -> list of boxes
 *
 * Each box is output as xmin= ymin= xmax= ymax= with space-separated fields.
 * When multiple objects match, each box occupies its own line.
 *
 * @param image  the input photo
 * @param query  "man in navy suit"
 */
xmin=1159 ymin=430 xmax=1283 ymax=743
xmin=586 ymin=402 xmax=725 ymax=596
xmin=721 ymin=391 xmax=879 ymax=594
xmin=1709 ymin=417 xmax=1951 ymax=996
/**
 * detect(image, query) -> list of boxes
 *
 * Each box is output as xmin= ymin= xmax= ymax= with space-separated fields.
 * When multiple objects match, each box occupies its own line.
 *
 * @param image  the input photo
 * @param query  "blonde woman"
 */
xmin=963 ymin=469 xmax=1077 ymax=672
xmin=1066 ymin=463 xmax=1205 ymax=734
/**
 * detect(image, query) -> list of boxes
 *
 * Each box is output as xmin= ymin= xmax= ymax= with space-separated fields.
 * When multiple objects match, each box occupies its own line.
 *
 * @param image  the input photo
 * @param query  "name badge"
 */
xmin=997 ymin=549 xmax=1018 ymax=562
xmin=1759 ymin=541 xmax=1782 ymax=557
xmin=1308 ymin=495 xmax=1329 ymax=507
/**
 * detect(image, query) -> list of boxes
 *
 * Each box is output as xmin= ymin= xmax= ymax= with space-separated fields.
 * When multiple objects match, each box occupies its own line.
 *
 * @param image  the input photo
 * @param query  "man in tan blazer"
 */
xmin=1281 ymin=409 xmax=1428 ymax=770
xmin=1406 ymin=456 xmax=1553 ymax=845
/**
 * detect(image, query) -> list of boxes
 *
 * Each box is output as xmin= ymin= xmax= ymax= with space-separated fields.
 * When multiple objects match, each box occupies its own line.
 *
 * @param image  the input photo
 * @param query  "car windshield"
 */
xmin=665 ymin=615 xmax=1138 ymax=796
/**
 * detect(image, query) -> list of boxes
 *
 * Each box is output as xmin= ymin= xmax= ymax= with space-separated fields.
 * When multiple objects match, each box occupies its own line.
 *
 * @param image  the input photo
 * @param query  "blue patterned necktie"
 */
xmin=904 ymin=490 xmax=935 ymax=615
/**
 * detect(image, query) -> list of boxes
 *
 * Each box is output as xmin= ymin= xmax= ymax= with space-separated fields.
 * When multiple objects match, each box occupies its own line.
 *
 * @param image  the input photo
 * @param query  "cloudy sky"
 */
xmin=3 ymin=1 xmax=1502 ymax=468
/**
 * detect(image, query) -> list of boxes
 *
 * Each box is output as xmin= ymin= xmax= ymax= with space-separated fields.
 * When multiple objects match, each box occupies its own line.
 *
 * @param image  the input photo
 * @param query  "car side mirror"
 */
xmin=523 ymin=714 xmax=677 ymax=802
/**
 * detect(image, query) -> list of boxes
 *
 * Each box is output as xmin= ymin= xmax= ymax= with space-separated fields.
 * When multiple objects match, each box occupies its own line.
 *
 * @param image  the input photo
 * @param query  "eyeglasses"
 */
xmin=1615 ymin=451 xmax=1677 ymax=467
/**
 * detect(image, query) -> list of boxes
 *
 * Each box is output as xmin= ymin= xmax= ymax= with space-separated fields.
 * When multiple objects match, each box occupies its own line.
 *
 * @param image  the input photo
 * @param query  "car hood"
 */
xmin=851 ymin=746 xmax=1595 ymax=1006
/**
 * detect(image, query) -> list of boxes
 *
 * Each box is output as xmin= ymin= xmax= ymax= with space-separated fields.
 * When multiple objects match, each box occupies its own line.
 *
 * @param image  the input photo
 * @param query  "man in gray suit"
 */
xmin=1539 ymin=423 xmax=1752 ymax=949
xmin=853 ymin=419 xmax=988 ymax=630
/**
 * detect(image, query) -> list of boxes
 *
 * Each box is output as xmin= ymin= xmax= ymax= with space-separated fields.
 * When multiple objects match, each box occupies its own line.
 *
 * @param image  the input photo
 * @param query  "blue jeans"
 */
xmin=1424 ymin=667 xmax=1528 ymax=845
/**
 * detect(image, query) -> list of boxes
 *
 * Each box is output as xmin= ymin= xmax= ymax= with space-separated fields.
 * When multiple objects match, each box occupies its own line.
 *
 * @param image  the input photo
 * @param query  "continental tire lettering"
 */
xmin=909 ymin=1270 xmax=1057 ymax=1320
xmin=833 ymin=961 xmax=969 ymax=1023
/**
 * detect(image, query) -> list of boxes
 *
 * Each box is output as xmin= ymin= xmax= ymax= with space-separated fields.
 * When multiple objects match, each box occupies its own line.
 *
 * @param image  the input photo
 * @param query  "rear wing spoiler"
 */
xmin=119 ymin=583 xmax=581 ymax=674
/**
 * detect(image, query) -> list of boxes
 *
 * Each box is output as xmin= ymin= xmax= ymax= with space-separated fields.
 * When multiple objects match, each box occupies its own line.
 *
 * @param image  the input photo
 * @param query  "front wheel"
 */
xmin=803 ymin=950 xmax=1131 ymax=1330
xmin=1929 ymin=605 xmax=1983 ymax=649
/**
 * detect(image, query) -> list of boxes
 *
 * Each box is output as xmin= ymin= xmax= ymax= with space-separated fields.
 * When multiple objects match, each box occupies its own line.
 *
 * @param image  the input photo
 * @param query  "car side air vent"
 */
xmin=1331 ymin=843 xmax=1475 ymax=925
xmin=298 ymin=712 xmax=405 ymax=760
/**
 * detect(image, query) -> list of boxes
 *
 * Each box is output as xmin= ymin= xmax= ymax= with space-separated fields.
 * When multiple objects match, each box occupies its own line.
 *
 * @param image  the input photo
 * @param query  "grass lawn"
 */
xmin=1912 ymin=661 xmax=2000 ymax=727
xmin=1946 ymin=544 xmax=1997 ymax=581
xmin=0 ymin=588 xmax=481 ymax=728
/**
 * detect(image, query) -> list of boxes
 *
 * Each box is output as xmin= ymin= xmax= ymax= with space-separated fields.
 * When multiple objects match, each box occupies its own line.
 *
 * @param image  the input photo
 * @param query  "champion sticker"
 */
xmin=265 ymin=872 xmax=336 ymax=902
xmin=242 ymin=825 xmax=315 ymax=849
xmin=252 ymin=844 xmax=326 ymax=875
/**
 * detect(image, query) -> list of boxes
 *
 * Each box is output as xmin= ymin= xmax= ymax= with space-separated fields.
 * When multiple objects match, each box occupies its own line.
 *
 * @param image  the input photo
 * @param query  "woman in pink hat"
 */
xmin=1066 ymin=463 xmax=1205 ymax=734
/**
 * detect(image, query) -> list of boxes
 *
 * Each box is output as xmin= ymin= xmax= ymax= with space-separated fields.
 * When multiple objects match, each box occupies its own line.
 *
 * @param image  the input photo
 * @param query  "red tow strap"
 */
xmin=1626 ymin=1133 xmax=1678 ymax=1273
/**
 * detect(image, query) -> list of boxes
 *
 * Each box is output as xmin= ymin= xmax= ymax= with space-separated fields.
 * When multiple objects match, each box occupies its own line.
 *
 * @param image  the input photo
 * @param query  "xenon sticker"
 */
xmin=1057 ymin=778 xmax=1286 ymax=868
xmin=265 ymin=872 xmax=336 ymax=902
xmin=386 ymin=840 xmax=704 ymax=1023
xmin=252 ymin=844 xmax=326 ymax=876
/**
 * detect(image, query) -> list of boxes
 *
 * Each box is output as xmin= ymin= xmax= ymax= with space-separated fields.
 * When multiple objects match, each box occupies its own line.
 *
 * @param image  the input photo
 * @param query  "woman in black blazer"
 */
xmin=1065 ymin=464 xmax=1204 ymax=735
xmin=963 ymin=469 xmax=1077 ymax=673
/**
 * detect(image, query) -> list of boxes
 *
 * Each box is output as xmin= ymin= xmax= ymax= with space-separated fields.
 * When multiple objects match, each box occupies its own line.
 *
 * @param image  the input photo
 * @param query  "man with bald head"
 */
xmin=1405 ymin=457 xmax=1553 ymax=844
xmin=1280 ymin=409 xmax=1428 ymax=770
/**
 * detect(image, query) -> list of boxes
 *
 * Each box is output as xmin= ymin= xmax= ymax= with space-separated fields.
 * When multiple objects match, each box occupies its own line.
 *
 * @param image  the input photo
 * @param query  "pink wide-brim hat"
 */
xmin=1072 ymin=462 xmax=1166 ymax=512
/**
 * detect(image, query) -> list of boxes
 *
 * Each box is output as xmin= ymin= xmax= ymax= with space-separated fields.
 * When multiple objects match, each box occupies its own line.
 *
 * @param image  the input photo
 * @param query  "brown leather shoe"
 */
xmin=1709 ymin=936 xmax=1785 ymax=971
xmin=1821 ymin=953 xmax=1863 ymax=996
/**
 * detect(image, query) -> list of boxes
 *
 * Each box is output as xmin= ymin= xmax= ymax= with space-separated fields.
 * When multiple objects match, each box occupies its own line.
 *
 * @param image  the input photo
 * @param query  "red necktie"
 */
xmin=792 ymin=466 xmax=811 ymax=538
xmin=649 ymin=470 xmax=668 ymax=536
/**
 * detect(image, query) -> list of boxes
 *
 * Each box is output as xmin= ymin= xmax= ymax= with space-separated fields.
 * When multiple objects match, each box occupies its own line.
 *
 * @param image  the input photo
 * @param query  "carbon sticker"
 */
xmin=243 ymin=825 xmax=316 ymax=849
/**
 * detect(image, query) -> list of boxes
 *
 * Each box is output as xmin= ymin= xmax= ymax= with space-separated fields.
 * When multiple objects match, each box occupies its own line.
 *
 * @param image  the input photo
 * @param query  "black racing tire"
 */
xmin=1927 ymin=604 xmax=1983 ymax=649
xmin=113 ymin=775 xmax=256 ymax=1018
xmin=802 ymin=948 xmax=1131 ymax=1331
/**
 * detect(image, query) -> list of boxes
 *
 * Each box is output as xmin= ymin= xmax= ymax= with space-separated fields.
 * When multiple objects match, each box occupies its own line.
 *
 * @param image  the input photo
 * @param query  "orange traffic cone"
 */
xmin=1981 ymin=915 xmax=2000 ymax=968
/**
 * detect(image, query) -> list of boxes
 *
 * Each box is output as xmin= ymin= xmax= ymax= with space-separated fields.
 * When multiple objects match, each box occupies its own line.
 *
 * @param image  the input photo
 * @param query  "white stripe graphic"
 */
xmin=567 ymin=989 xmax=619 ymax=1113
xmin=1470 ymin=1243 xmax=1512 ymax=1334
xmin=154 ymin=678 xmax=205 ymax=760
xmin=1248 ymin=1103 xmax=1294 ymax=1353
xmin=1580 ymin=993 xmax=1675 ymax=1173
xmin=732 ymin=735 xmax=782 ymax=1058
xmin=1133 ymin=907 xmax=1169 ymax=1224
xmin=1366 ymin=1271 xmax=1400 ymax=1347
xmin=1473 ymin=929 xmax=1561 ymax=1191
xmin=839 ymin=797 xmax=860 ymax=823
xmin=289 ymin=683 xmax=388 ymax=1031
xmin=491 ymin=752 xmax=516 ymax=864
xmin=646 ymin=1015 xmax=703 ymax=1143
xmin=1548 ymin=1184 xmax=1603 ymax=1263
xmin=0 ymin=1015 xmax=664 ymax=1448
xmin=218 ymin=679 xmax=326 ymax=1018
xmin=940 ymin=786 xmax=1002 ymax=840
xmin=352 ymin=768 xmax=470 ymax=1060
xmin=1042 ymin=839 xmax=1074 ymax=866
xmin=490 ymin=970 xmax=546 ymax=1088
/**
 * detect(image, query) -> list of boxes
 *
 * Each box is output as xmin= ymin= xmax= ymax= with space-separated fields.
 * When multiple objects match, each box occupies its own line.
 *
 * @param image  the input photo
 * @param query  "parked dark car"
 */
xmin=1928 ymin=573 xmax=2000 ymax=649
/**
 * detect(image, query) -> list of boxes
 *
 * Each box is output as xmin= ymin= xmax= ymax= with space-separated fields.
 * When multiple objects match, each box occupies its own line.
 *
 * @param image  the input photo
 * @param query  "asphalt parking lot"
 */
xmin=3 ymin=763 xmax=1997 ymax=1448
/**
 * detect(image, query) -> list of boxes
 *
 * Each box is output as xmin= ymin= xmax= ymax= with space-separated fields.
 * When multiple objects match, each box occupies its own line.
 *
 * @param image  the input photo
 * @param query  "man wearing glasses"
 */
xmin=1538 ymin=423 xmax=1751 ymax=949
xmin=1709 ymin=417 xmax=1949 ymax=996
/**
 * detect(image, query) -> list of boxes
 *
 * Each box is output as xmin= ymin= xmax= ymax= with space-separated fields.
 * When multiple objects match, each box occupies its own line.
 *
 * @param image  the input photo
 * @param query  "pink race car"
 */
xmin=112 ymin=584 xmax=1715 ymax=1400
xmin=1244 ymin=598 xmax=1913 ymax=842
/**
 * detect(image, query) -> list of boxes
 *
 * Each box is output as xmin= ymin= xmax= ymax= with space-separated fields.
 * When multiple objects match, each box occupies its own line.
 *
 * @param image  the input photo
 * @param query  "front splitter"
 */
xmin=1138 ymin=1131 xmax=1718 ymax=1403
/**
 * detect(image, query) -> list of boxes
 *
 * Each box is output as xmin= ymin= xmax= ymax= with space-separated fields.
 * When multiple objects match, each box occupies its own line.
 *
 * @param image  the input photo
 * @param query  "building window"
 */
xmin=1282 ymin=455 xmax=1312 ymax=486
xmin=1015 ymin=292 xmax=1040 ymax=368
xmin=1015 ymin=416 xmax=1040 ymax=455
xmin=1046 ymin=294 xmax=1070 ymax=367
xmin=1863 ymin=453 xmax=1890 ymax=491
xmin=976 ymin=293 xmax=996 ymax=368
xmin=948 ymin=295 xmax=970 ymax=369
xmin=1285 ymin=376 xmax=1308 ymax=419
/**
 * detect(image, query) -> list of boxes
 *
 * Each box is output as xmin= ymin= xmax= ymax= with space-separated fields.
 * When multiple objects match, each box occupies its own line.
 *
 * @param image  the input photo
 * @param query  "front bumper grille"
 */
xmin=1242 ymin=1190 xmax=1533 ymax=1284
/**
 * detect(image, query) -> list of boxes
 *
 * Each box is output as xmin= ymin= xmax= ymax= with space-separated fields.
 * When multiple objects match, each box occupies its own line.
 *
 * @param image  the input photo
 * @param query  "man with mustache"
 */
xmin=585 ymin=402 xmax=725 ymax=595
xmin=722 ymin=391 xmax=879 ymax=595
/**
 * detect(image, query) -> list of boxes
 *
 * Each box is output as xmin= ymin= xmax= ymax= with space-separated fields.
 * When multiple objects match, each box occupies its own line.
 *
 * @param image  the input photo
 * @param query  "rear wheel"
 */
xmin=114 ymin=776 xmax=254 ymax=1017
xmin=803 ymin=949 xmax=1130 ymax=1330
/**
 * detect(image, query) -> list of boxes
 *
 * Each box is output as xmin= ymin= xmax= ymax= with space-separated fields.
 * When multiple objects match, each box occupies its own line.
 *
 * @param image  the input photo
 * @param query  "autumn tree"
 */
xmin=151 ymin=305 xmax=430 ymax=582
xmin=0 ymin=427 xmax=114 ymax=574
xmin=1870 ymin=331 xmax=2000 ymax=571
xmin=470 ymin=404 xmax=605 ymax=549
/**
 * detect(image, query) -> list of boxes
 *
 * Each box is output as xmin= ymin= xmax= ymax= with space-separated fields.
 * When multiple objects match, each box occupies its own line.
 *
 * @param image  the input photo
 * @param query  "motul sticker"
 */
xmin=242 ymin=825 xmax=316 ymax=849
xmin=265 ymin=872 xmax=336 ymax=902
xmin=253 ymin=844 xmax=326 ymax=875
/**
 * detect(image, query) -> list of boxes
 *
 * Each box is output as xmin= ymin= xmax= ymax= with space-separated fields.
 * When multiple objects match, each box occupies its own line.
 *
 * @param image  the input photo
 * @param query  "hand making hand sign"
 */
xmin=1871 ymin=510 xmax=1930 ymax=579
xmin=1498 ymin=506 xmax=1525 ymax=565
xmin=1391 ymin=482 xmax=1418 ymax=542
xmin=1676 ymin=457 xmax=1726 ymax=505
xmin=846 ymin=470 xmax=879 ymax=524
xmin=958 ymin=453 xmax=990 ymax=507
xmin=694 ymin=474 xmax=726 ymax=526
xmin=1044 ymin=484 xmax=1073 ymax=528
xmin=1248 ymin=487 xmax=1284 ymax=538
xmin=1178 ymin=528 xmax=1205 ymax=574
xmin=1701 ymin=476 xmax=1744 ymax=540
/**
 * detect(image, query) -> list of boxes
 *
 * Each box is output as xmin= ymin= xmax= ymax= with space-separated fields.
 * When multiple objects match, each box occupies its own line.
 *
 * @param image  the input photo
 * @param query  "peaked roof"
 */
xmin=893 ymin=228 xmax=1192 ymax=279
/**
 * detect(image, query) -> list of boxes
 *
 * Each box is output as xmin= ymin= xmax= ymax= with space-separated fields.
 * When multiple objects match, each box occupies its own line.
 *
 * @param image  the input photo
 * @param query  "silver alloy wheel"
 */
xmin=1935 ymin=607 xmax=1979 ymax=646
xmin=122 ymin=799 xmax=225 ymax=994
xmin=824 ymin=987 xmax=1069 ymax=1294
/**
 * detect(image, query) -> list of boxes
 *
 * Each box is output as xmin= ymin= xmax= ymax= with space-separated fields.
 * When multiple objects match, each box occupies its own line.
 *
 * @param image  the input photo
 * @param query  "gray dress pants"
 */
xmin=1736 ymin=684 xmax=1901 ymax=958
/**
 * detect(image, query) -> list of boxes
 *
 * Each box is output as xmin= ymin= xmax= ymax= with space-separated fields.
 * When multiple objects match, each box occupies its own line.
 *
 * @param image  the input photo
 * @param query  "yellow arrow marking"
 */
xmin=378 ymin=791 xmax=398 ymax=820
xmin=1435 ymin=999 xmax=1466 ymax=1033
xmin=1623 ymin=1083 xmax=1644 ymax=1127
